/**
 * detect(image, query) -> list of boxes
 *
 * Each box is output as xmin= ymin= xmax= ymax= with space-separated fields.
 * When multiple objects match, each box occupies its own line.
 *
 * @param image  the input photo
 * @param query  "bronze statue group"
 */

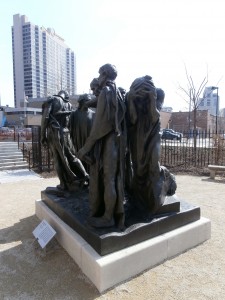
xmin=41 ymin=64 xmax=177 ymax=230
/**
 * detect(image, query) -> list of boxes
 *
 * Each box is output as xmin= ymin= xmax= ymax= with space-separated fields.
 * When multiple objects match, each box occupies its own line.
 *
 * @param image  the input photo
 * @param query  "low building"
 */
xmin=0 ymin=108 xmax=6 ymax=127
xmin=168 ymin=110 xmax=225 ymax=133
xmin=1 ymin=93 xmax=92 ymax=127
xmin=4 ymin=107 xmax=42 ymax=127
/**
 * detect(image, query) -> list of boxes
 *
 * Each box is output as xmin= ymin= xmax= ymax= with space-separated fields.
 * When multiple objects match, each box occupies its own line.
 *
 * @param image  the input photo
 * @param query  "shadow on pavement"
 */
xmin=0 ymin=214 xmax=99 ymax=299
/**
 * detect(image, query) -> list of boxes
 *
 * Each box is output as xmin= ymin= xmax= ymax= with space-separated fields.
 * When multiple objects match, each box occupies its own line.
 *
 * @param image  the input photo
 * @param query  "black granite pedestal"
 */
xmin=41 ymin=187 xmax=200 ymax=256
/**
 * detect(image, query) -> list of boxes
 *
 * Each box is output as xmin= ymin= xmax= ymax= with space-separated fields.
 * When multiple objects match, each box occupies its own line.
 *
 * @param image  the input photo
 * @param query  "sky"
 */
xmin=0 ymin=0 xmax=225 ymax=111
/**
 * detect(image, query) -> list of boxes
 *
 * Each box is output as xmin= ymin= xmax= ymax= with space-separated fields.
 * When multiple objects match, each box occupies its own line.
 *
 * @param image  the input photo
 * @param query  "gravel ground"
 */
xmin=0 ymin=174 xmax=225 ymax=300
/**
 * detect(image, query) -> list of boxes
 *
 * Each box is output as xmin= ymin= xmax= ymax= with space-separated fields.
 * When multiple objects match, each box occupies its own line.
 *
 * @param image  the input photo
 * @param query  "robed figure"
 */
xmin=41 ymin=90 xmax=88 ymax=192
xmin=77 ymin=64 xmax=126 ymax=228
xmin=126 ymin=76 xmax=176 ymax=213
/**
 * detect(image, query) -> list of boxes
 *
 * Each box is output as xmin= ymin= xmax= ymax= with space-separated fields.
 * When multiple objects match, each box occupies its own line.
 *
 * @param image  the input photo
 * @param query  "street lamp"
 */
xmin=211 ymin=86 xmax=219 ymax=134
xmin=24 ymin=95 xmax=28 ymax=127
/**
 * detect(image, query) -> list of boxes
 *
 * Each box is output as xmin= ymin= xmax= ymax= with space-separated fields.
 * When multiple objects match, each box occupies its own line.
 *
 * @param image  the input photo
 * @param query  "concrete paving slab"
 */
xmin=0 ymin=168 xmax=42 ymax=183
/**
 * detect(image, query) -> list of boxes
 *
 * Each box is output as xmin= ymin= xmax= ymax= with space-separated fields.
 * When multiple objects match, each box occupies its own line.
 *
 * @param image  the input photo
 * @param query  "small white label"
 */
xmin=33 ymin=220 xmax=56 ymax=248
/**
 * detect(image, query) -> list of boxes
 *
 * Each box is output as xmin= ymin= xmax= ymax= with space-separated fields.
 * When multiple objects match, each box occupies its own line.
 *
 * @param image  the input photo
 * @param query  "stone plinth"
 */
xmin=35 ymin=199 xmax=211 ymax=293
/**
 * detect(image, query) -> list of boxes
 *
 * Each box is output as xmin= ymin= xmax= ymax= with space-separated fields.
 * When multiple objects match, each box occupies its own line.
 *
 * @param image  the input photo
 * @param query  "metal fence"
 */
xmin=160 ymin=131 xmax=225 ymax=170
xmin=31 ymin=126 xmax=53 ymax=172
xmin=0 ymin=127 xmax=32 ymax=143
xmin=20 ymin=126 xmax=53 ymax=172
xmin=21 ymin=127 xmax=225 ymax=173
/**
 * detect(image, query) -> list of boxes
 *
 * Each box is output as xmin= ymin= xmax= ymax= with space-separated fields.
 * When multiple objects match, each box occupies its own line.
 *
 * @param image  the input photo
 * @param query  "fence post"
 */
xmin=13 ymin=126 xmax=16 ymax=141
xmin=17 ymin=133 xmax=20 ymax=149
xmin=47 ymin=147 xmax=51 ymax=172
xmin=38 ymin=127 xmax=42 ymax=173
xmin=28 ymin=150 xmax=31 ymax=170
xmin=22 ymin=142 xmax=25 ymax=161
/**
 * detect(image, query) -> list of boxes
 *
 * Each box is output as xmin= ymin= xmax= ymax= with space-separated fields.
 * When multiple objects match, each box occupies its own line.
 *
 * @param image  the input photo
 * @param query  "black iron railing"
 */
xmin=20 ymin=127 xmax=225 ymax=173
xmin=160 ymin=130 xmax=225 ymax=169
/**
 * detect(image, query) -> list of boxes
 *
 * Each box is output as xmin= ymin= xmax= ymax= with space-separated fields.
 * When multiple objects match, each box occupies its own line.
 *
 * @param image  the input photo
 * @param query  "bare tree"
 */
xmin=178 ymin=64 xmax=208 ymax=149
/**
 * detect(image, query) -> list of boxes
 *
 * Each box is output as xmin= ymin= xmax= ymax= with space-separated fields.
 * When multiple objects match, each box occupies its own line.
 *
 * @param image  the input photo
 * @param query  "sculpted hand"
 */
xmin=77 ymin=148 xmax=94 ymax=165
xmin=77 ymin=148 xmax=86 ymax=160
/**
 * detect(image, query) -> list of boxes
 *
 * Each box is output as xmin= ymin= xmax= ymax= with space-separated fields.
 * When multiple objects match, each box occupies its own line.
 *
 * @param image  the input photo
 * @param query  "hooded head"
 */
xmin=58 ymin=90 xmax=69 ymax=101
xmin=98 ymin=64 xmax=117 ymax=87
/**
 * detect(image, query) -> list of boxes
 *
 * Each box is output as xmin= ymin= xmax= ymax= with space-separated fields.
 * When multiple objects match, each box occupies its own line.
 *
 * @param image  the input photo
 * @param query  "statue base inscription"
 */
xmin=41 ymin=187 xmax=200 ymax=256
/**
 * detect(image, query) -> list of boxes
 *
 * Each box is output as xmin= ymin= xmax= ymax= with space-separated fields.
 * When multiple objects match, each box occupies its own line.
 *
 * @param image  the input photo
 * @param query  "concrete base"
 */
xmin=35 ymin=199 xmax=211 ymax=293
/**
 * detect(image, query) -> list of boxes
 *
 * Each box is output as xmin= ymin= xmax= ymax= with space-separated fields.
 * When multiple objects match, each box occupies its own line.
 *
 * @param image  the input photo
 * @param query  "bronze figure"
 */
xmin=41 ymin=90 xmax=89 ymax=192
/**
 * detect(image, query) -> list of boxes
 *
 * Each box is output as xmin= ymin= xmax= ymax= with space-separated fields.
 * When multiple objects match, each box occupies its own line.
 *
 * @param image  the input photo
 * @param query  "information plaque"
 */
xmin=33 ymin=219 xmax=56 ymax=248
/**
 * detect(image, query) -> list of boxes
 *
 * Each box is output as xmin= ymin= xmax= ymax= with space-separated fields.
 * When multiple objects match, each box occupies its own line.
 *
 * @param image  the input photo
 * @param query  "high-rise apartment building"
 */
xmin=12 ymin=14 xmax=77 ymax=108
xmin=198 ymin=86 xmax=220 ymax=116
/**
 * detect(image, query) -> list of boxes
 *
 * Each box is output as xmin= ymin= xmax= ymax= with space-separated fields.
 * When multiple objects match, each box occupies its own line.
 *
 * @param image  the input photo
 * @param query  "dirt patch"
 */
xmin=36 ymin=170 xmax=57 ymax=178
xmin=166 ymin=166 xmax=211 ymax=176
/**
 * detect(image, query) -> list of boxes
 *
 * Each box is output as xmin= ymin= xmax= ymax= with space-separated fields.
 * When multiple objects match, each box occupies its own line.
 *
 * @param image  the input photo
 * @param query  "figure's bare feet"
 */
xmin=56 ymin=184 xmax=66 ymax=190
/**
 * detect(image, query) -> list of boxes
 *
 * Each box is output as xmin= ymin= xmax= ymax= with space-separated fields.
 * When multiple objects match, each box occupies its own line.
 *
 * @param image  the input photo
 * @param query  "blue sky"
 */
xmin=0 ymin=0 xmax=225 ymax=111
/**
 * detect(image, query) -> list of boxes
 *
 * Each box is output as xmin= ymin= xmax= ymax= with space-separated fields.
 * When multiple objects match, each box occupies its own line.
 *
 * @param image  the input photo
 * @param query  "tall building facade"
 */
xmin=198 ymin=86 xmax=220 ymax=116
xmin=12 ymin=14 xmax=77 ymax=108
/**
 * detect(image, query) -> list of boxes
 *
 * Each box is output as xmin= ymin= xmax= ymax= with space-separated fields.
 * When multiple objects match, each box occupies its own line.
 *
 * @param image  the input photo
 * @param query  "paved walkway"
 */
xmin=0 ymin=169 xmax=42 ymax=184
xmin=0 ymin=171 xmax=225 ymax=299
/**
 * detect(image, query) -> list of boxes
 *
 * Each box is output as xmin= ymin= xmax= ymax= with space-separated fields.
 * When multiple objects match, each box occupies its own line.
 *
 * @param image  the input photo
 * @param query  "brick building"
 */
xmin=160 ymin=111 xmax=172 ymax=129
xmin=167 ymin=110 xmax=225 ymax=133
